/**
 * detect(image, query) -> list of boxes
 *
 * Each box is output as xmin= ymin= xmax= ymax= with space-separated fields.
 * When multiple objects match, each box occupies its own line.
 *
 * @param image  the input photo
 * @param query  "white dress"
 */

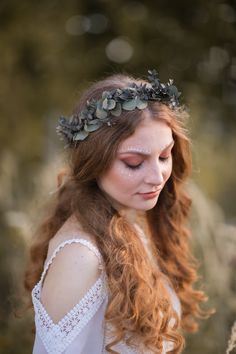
xmin=32 ymin=225 xmax=181 ymax=354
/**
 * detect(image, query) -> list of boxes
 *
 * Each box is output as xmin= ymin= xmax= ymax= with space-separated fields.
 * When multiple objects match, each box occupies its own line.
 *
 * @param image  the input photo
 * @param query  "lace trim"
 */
xmin=41 ymin=238 xmax=104 ymax=283
xmin=32 ymin=238 xmax=107 ymax=354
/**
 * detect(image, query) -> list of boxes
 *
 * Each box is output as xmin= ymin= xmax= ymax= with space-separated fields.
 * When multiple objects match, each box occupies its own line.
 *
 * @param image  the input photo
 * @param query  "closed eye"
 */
xmin=159 ymin=156 xmax=170 ymax=162
xmin=124 ymin=162 xmax=143 ymax=170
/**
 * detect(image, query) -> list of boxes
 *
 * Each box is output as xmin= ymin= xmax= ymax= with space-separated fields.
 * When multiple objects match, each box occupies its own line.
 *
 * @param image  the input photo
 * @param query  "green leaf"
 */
xmin=95 ymin=107 xmax=108 ymax=119
xmin=110 ymin=102 xmax=122 ymax=116
xmin=87 ymin=112 xmax=93 ymax=120
xmin=73 ymin=130 xmax=89 ymax=141
xmin=80 ymin=111 xmax=87 ymax=119
xmin=168 ymin=85 xmax=178 ymax=96
xmin=85 ymin=123 xmax=102 ymax=132
xmin=89 ymin=119 xmax=100 ymax=124
xmin=102 ymin=91 xmax=109 ymax=99
xmin=107 ymin=99 xmax=116 ymax=110
xmin=76 ymin=123 xmax=83 ymax=130
xmin=122 ymin=98 xmax=137 ymax=111
xmin=136 ymin=99 xmax=148 ymax=110
xmin=102 ymin=98 xmax=108 ymax=110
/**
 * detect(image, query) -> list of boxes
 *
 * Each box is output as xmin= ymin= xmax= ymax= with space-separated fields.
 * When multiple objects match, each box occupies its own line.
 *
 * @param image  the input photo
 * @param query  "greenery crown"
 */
xmin=56 ymin=69 xmax=182 ymax=147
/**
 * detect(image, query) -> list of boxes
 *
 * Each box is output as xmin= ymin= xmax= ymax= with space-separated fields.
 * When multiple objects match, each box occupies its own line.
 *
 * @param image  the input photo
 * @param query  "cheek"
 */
xmin=101 ymin=164 xmax=142 ymax=193
xmin=116 ymin=164 xmax=140 ymax=179
xmin=100 ymin=166 xmax=132 ymax=193
xmin=111 ymin=164 xmax=141 ymax=188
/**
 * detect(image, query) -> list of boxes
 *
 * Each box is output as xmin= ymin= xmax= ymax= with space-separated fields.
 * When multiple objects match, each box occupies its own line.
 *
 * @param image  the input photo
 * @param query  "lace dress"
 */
xmin=32 ymin=225 xmax=181 ymax=354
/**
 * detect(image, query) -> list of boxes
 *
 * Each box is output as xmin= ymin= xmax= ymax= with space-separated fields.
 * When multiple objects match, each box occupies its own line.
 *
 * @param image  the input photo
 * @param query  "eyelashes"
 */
xmin=124 ymin=156 xmax=171 ymax=170
xmin=125 ymin=162 xmax=143 ymax=170
xmin=160 ymin=156 xmax=170 ymax=163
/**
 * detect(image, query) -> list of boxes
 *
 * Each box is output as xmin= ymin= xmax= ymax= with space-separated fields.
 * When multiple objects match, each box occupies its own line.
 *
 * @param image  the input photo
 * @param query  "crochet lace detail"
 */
xmin=32 ymin=238 xmax=107 ymax=354
xmin=31 ymin=237 xmax=180 ymax=353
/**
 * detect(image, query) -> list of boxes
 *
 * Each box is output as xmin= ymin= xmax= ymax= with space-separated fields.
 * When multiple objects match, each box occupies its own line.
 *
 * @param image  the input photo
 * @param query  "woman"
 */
xmin=24 ymin=70 xmax=212 ymax=354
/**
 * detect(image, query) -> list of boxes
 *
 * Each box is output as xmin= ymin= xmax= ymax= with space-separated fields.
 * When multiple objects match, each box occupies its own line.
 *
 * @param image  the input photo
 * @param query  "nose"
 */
xmin=143 ymin=161 xmax=164 ymax=186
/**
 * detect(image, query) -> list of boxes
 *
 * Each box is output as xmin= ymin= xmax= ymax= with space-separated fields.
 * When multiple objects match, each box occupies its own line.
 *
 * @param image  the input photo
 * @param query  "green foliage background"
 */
xmin=0 ymin=0 xmax=235 ymax=353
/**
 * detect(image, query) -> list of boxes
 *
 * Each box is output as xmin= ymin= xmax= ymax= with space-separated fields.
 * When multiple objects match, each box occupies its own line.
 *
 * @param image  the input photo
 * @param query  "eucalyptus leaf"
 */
xmin=102 ymin=98 xmax=108 ymax=110
xmin=107 ymin=99 xmax=116 ymax=110
xmin=102 ymin=91 xmax=109 ymax=99
xmin=73 ymin=130 xmax=89 ymax=141
xmin=122 ymin=98 xmax=137 ymax=111
xmin=80 ymin=111 xmax=87 ymax=119
xmin=89 ymin=119 xmax=100 ymax=124
xmin=95 ymin=107 xmax=108 ymax=119
xmin=110 ymin=103 xmax=122 ymax=116
xmin=116 ymin=88 xmax=122 ymax=95
xmin=85 ymin=123 xmax=102 ymax=132
xmin=87 ymin=112 xmax=93 ymax=120
xmin=57 ymin=69 xmax=183 ymax=147
xmin=168 ymin=85 xmax=178 ymax=96
xmin=136 ymin=99 xmax=148 ymax=110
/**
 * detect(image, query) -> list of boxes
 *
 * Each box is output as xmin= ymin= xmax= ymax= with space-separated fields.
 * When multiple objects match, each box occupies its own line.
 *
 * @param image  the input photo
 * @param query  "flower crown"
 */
xmin=56 ymin=69 xmax=182 ymax=147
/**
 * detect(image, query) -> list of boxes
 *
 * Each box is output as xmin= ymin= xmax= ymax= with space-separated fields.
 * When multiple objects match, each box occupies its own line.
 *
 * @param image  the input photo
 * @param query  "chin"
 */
xmin=114 ymin=197 xmax=159 ymax=212
xmin=140 ymin=200 xmax=159 ymax=211
xmin=133 ymin=202 xmax=158 ymax=211
xmin=140 ymin=205 xmax=157 ymax=211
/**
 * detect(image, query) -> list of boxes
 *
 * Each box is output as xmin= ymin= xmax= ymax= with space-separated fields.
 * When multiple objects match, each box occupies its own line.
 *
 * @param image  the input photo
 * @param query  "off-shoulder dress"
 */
xmin=32 ymin=224 xmax=181 ymax=354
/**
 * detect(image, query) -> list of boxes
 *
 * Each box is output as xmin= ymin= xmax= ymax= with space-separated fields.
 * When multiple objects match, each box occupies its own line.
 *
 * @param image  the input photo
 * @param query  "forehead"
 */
xmin=118 ymin=117 xmax=173 ymax=152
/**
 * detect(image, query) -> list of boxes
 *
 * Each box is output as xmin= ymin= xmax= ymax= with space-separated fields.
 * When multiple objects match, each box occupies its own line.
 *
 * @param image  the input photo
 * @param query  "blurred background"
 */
xmin=0 ymin=0 xmax=236 ymax=353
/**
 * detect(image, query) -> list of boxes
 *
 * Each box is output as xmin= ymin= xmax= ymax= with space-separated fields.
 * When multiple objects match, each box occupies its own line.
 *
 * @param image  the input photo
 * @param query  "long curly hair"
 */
xmin=24 ymin=73 xmax=213 ymax=354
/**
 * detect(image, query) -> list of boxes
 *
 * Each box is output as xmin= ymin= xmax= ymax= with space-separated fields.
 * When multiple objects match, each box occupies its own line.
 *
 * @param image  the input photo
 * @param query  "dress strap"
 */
xmin=40 ymin=238 xmax=103 ymax=284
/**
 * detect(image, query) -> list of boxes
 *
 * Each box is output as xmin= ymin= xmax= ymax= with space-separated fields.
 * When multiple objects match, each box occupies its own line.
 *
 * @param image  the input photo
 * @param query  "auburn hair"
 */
xmin=24 ymin=73 xmax=213 ymax=353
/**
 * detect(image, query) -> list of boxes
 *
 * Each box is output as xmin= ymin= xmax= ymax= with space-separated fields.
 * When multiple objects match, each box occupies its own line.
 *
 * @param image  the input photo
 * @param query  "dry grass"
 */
xmin=226 ymin=321 xmax=236 ymax=354
xmin=186 ymin=181 xmax=236 ymax=353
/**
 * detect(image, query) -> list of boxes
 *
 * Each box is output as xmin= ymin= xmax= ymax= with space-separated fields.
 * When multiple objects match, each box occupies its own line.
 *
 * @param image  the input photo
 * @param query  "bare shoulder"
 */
xmin=41 ymin=241 xmax=102 ymax=323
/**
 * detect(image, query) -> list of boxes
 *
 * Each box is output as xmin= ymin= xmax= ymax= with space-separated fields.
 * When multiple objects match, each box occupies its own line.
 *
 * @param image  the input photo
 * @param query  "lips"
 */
xmin=138 ymin=189 xmax=161 ymax=199
xmin=139 ymin=189 xmax=162 ymax=194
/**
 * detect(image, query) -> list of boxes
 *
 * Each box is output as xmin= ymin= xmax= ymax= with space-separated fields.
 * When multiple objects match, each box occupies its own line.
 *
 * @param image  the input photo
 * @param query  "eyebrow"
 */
xmin=118 ymin=140 xmax=175 ymax=156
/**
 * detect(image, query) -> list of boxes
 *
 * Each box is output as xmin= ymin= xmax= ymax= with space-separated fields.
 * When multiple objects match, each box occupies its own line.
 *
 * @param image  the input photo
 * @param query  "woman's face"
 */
xmin=97 ymin=115 xmax=174 ymax=212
